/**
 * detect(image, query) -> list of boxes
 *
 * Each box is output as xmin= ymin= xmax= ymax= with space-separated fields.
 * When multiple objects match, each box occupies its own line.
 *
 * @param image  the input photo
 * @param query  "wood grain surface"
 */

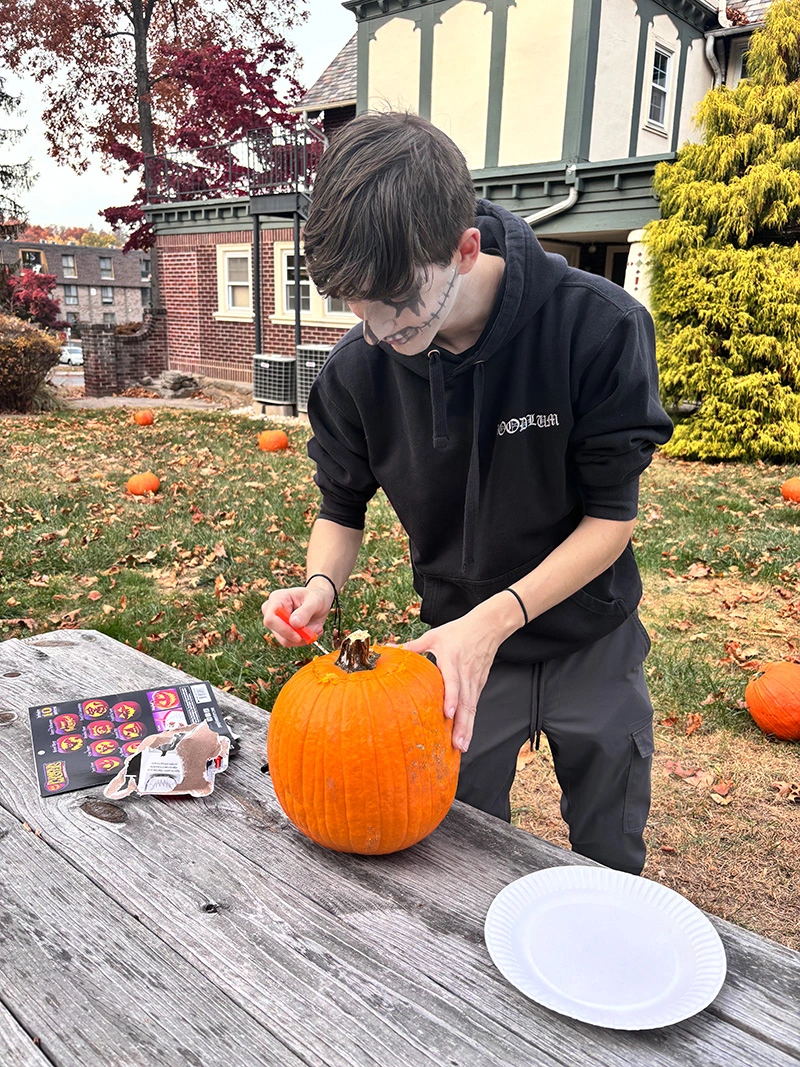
xmin=1 ymin=630 xmax=799 ymax=1067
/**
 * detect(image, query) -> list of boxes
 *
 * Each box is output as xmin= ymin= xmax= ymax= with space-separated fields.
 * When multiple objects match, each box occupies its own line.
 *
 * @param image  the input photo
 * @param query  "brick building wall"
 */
xmin=157 ymin=227 xmax=349 ymax=385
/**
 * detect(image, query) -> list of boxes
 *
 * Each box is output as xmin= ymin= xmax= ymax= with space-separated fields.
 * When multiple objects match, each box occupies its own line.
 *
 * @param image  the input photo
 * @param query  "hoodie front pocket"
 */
xmin=417 ymin=549 xmax=553 ymax=626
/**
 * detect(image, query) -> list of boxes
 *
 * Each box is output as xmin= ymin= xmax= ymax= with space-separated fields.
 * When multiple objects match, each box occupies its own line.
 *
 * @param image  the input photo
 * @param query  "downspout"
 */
xmin=705 ymin=0 xmax=731 ymax=88
xmin=252 ymin=213 xmax=262 ymax=354
xmin=704 ymin=33 xmax=724 ymax=88
xmin=524 ymin=165 xmax=581 ymax=227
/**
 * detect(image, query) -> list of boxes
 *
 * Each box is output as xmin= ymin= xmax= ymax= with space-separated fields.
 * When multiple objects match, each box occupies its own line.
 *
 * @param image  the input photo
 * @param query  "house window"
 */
xmin=62 ymin=254 xmax=77 ymax=278
xmin=64 ymin=284 xmax=79 ymax=305
xmin=103 ymin=312 xmax=116 ymax=325
xmin=284 ymin=254 xmax=311 ymax=313
xmin=141 ymin=258 xmax=151 ymax=280
xmin=65 ymin=311 xmax=79 ymax=325
xmin=141 ymin=286 xmax=151 ymax=306
xmin=100 ymin=286 xmax=113 ymax=304
xmin=271 ymin=242 xmax=359 ymax=329
xmin=99 ymin=256 xmax=114 ymax=279
xmin=214 ymin=244 xmax=253 ymax=321
xmin=226 ymin=255 xmax=251 ymax=308
xmin=648 ymin=48 xmax=671 ymax=128
xmin=21 ymin=249 xmax=43 ymax=271
xmin=728 ymin=40 xmax=749 ymax=87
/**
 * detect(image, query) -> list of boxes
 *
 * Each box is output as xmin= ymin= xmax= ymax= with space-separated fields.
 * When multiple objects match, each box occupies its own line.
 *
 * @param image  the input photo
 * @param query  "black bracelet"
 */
xmin=305 ymin=573 xmax=342 ymax=647
xmin=505 ymin=587 xmax=529 ymax=627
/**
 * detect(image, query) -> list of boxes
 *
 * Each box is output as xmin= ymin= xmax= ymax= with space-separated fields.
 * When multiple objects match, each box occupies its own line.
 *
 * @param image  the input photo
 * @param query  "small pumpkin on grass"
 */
xmin=780 ymin=478 xmax=800 ymax=503
xmin=744 ymin=661 xmax=800 ymax=741
xmin=267 ymin=630 xmax=460 ymax=854
xmin=126 ymin=472 xmax=161 ymax=495
xmin=133 ymin=409 xmax=154 ymax=426
xmin=258 ymin=429 xmax=289 ymax=452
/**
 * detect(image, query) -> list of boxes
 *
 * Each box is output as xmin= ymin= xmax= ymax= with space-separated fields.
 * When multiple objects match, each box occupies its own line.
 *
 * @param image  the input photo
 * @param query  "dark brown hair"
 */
xmin=303 ymin=111 xmax=476 ymax=301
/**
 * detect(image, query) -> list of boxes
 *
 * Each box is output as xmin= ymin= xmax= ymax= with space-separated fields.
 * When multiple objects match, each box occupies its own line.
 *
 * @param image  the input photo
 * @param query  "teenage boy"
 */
xmin=262 ymin=111 xmax=673 ymax=875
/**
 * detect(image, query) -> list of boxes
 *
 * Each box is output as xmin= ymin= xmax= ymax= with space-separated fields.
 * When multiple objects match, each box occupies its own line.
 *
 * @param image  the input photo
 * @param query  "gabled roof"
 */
xmin=295 ymin=35 xmax=357 ymax=113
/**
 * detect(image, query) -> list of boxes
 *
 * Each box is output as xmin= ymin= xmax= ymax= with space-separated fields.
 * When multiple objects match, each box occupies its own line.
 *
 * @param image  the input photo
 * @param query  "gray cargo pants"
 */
xmin=456 ymin=612 xmax=654 ymax=875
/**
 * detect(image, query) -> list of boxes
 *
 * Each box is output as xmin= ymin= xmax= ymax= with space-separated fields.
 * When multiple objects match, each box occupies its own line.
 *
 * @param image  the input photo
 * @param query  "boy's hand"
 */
xmin=402 ymin=596 xmax=521 ymax=753
xmin=262 ymin=585 xmax=333 ymax=648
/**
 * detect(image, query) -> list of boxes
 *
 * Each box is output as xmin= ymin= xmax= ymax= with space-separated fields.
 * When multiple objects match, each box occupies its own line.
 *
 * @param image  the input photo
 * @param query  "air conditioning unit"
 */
xmin=296 ymin=345 xmax=332 ymax=412
xmin=253 ymin=353 xmax=296 ymax=405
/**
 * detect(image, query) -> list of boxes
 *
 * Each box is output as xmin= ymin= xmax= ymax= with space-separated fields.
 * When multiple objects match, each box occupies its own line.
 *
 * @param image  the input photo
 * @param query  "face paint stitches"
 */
xmin=360 ymin=265 xmax=460 ymax=352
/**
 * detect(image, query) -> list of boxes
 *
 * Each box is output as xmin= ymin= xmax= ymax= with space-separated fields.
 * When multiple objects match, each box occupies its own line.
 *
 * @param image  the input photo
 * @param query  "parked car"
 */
xmin=59 ymin=342 xmax=83 ymax=366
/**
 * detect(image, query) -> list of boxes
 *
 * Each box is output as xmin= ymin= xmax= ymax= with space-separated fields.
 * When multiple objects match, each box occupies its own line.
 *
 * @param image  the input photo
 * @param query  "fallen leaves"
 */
xmin=664 ymin=759 xmax=735 ymax=804
xmin=686 ymin=562 xmax=713 ymax=580
xmin=685 ymin=712 xmax=703 ymax=736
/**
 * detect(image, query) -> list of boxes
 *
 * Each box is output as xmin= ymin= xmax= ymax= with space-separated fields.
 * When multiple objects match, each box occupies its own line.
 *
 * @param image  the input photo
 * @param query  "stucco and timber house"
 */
xmin=140 ymin=0 xmax=772 ymax=407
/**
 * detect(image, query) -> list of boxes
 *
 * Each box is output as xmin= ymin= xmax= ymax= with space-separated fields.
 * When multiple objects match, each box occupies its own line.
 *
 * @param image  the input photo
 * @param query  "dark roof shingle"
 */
xmin=297 ymin=35 xmax=357 ymax=112
xmin=727 ymin=0 xmax=773 ymax=23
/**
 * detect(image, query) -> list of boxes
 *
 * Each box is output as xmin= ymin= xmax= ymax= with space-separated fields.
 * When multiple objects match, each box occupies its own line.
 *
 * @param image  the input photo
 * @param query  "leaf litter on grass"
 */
xmin=3 ymin=414 xmax=800 ymax=948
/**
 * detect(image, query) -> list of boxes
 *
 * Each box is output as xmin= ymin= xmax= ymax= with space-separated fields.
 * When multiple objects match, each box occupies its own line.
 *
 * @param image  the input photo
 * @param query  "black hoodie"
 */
xmin=307 ymin=200 xmax=673 ymax=663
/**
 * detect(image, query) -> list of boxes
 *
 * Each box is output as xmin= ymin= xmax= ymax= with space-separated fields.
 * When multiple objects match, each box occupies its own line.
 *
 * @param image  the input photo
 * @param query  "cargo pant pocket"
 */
xmin=623 ymin=717 xmax=655 ymax=834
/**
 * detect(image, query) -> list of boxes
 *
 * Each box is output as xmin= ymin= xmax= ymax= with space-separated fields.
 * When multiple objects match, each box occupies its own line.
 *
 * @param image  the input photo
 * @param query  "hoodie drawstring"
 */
xmin=461 ymin=362 xmax=484 ymax=573
xmin=427 ymin=352 xmax=485 ymax=573
xmin=428 ymin=351 xmax=449 ymax=449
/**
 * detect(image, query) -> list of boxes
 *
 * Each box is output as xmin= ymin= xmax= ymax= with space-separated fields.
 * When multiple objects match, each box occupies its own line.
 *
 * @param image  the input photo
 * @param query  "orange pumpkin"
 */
xmin=780 ymin=478 xmax=800 ymax=503
xmin=126 ymin=472 xmax=161 ymax=495
xmin=744 ymin=662 xmax=800 ymax=741
xmin=267 ymin=631 xmax=460 ymax=854
xmin=133 ymin=409 xmax=154 ymax=426
xmin=258 ymin=429 xmax=289 ymax=452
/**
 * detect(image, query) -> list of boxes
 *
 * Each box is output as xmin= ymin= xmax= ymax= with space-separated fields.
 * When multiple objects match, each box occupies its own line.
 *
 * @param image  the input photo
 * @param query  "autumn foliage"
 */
xmin=1 ymin=268 xmax=64 ymax=329
xmin=0 ymin=313 xmax=62 ymax=413
xmin=0 ymin=0 xmax=306 ymax=253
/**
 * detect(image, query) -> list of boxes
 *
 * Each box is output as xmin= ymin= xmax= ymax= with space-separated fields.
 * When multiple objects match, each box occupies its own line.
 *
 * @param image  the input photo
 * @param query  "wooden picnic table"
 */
xmin=1 ymin=628 xmax=799 ymax=1067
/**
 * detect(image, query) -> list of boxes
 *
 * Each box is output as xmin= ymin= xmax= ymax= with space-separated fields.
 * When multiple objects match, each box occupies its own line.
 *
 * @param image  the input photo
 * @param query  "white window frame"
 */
xmin=270 ymin=241 xmax=358 ymax=329
xmin=62 ymin=254 xmax=77 ymax=278
xmin=99 ymin=255 xmax=114 ymax=280
xmin=643 ymin=39 xmax=674 ymax=138
xmin=63 ymin=284 xmax=79 ymax=305
xmin=214 ymin=243 xmax=253 ymax=321
xmin=100 ymin=285 xmax=114 ymax=304
xmin=728 ymin=38 xmax=749 ymax=88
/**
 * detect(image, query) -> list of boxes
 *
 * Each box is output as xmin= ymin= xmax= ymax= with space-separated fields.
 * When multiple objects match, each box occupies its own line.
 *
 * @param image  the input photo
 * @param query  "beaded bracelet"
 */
xmin=305 ymin=573 xmax=343 ymax=647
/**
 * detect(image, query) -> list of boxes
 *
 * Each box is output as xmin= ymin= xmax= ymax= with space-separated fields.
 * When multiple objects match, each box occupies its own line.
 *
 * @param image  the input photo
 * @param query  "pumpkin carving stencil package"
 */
xmin=267 ymin=631 xmax=460 ymax=855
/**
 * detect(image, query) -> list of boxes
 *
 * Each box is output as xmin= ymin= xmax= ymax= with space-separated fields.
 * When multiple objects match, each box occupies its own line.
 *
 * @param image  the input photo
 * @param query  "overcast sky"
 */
xmin=5 ymin=0 xmax=356 ymax=229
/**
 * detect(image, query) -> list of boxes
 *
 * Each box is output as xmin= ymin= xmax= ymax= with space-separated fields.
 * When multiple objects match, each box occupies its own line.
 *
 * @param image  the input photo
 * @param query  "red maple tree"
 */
xmin=1 ymin=0 xmax=306 ymax=253
xmin=0 ymin=268 xmax=64 ymax=329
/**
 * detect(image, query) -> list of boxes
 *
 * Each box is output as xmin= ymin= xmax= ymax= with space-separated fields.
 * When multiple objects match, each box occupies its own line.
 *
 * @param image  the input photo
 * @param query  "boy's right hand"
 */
xmin=262 ymin=584 xmax=334 ymax=648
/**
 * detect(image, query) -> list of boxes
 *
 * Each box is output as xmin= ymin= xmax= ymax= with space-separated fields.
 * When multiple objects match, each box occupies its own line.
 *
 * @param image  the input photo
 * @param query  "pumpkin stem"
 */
xmin=336 ymin=630 xmax=378 ymax=673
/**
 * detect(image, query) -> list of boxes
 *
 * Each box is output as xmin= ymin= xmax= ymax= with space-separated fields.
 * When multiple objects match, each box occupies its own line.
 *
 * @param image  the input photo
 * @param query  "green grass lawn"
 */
xmin=3 ymin=407 xmax=800 ymax=947
xmin=3 ymin=408 xmax=799 ymax=731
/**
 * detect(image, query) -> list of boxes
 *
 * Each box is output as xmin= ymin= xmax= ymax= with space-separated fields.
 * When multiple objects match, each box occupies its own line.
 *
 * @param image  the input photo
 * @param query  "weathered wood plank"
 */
xmin=2 ymin=631 xmax=799 ymax=1067
xmin=0 ymin=809 xmax=306 ymax=1067
xmin=0 ymin=639 xmax=567 ymax=1067
xmin=21 ymin=628 xmax=798 ymax=1053
xmin=0 ymin=1006 xmax=51 ymax=1067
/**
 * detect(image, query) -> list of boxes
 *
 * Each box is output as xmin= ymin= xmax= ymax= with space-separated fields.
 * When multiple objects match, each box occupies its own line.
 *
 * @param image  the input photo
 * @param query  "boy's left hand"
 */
xmin=402 ymin=599 xmax=520 ymax=753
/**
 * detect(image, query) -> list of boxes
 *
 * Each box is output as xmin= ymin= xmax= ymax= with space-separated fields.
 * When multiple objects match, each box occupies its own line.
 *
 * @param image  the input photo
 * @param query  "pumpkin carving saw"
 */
xmin=266 ymin=630 xmax=460 ymax=854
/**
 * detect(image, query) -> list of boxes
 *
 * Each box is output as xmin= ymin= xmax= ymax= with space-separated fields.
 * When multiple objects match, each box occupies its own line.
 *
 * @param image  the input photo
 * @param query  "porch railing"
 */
xmin=144 ymin=124 xmax=327 ymax=204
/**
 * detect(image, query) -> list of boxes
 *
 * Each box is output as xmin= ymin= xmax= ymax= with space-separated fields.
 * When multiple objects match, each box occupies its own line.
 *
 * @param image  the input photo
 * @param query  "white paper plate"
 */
xmin=485 ymin=866 xmax=727 ymax=1029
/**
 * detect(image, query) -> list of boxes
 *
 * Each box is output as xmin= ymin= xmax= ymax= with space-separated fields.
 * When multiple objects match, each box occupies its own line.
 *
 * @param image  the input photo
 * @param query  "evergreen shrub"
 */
xmin=644 ymin=0 xmax=800 ymax=460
